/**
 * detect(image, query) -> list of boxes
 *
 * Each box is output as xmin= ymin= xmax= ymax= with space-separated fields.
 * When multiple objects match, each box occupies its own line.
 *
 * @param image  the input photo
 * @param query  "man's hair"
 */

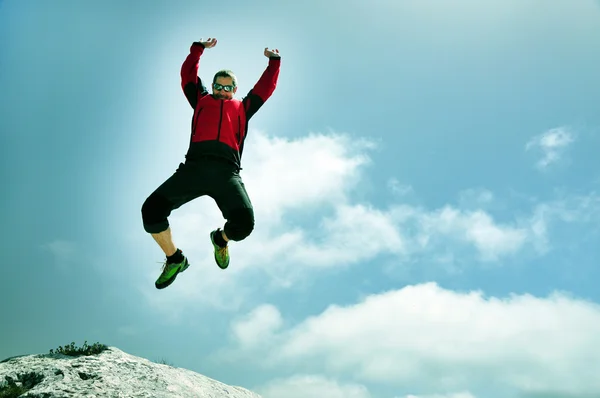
xmin=213 ymin=69 xmax=237 ymax=87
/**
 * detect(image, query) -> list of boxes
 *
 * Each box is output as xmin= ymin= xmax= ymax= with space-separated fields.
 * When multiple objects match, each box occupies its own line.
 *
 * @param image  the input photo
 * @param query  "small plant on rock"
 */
xmin=49 ymin=341 xmax=108 ymax=357
xmin=155 ymin=357 xmax=174 ymax=367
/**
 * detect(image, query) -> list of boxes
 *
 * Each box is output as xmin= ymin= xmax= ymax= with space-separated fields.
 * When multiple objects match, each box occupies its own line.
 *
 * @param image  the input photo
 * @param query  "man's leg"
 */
xmin=220 ymin=229 xmax=230 ymax=243
xmin=151 ymin=227 xmax=177 ymax=257
xmin=209 ymin=171 xmax=255 ymax=269
xmin=142 ymin=190 xmax=182 ymax=259
xmin=142 ymin=163 xmax=203 ymax=247
xmin=141 ymin=162 xmax=204 ymax=288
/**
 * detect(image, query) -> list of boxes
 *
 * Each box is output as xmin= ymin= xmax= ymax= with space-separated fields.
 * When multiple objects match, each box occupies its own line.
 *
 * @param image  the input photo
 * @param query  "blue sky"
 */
xmin=2 ymin=0 xmax=600 ymax=397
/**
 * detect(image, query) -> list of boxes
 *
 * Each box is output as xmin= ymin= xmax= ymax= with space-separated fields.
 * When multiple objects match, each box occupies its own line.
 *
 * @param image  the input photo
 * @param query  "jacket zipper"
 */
xmin=237 ymin=115 xmax=241 ymax=146
xmin=216 ymin=100 xmax=224 ymax=141
xmin=192 ymin=108 xmax=202 ymax=137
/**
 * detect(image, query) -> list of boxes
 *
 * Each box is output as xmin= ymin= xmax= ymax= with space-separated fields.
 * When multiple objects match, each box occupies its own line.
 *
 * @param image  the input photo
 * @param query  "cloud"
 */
xmin=230 ymin=304 xmax=283 ymax=349
xmin=41 ymin=240 xmax=77 ymax=268
xmin=526 ymin=191 xmax=600 ymax=253
xmin=526 ymin=127 xmax=575 ymax=170
xmin=133 ymin=129 xmax=600 ymax=313
xmin=134 ymin=130 xmax=378 ymax=311
xmin=241 ymin=130 xmax=375 ymax=222
xmin=407 ymin=205 xmax=529 ymax=261
xmin=457 ymin=188 xmax=494 ymax=209
xmin=233 ymin=283 xmax=600 ymax=397
xmin=388 ymin=178 xmax=414 ymax=197
xmin=257 ymin=375 xmax=372 ymax=398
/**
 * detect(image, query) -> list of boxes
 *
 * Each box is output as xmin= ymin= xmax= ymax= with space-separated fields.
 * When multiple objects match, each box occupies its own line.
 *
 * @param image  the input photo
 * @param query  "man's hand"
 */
xmin=264 ymin=47 xmax=280 ymax=58
xmin=199 ymin=38 xmax=217 ymax=48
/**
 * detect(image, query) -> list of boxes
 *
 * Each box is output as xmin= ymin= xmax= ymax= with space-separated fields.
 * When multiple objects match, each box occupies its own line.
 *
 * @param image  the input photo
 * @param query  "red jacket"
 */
xmin=180 ymin=42 xmax=280 ymax=169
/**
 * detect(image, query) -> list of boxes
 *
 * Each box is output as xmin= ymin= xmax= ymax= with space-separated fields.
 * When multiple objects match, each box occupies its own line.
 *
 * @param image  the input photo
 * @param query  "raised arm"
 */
xmin=242 ymin=47 xmax=281 ymax=121
xmin=180 ymin=38 xmax=217 ymax=108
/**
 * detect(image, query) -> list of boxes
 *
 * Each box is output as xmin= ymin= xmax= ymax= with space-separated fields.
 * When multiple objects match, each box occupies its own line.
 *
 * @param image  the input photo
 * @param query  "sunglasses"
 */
xmin=213 ymin=83 xmax=235 ymax=92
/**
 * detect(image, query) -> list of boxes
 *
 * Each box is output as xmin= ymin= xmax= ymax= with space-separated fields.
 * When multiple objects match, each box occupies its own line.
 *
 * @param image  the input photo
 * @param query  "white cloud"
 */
xmin=412 ymin=206 xmax=529 ymax=261
xmin=135 ymin=130 xmax=378 ymax=310
xmin=526 ymin=127 xmax=575 ymax=170
xmin=41 ymin=240 xmax=77 ymax=268
xmin=457 ymin=188 xmax=493 ymax=208
xmin=278 ymin=203 xmax=407 ymax=267
xmin=235 ymin=283 xmax=600 ymax=397
xmin=258 ymin=375 xmax=372 ymax=398
xmin=42 ymin=240 xmax=76 ymax=259
xmin=132 ymin=129 xmax=600 ymax=313
xmin=525 ymin=192 xmax=600 ymax=254
xmin=230 ymin=304 xmax=283 ymax=349
xmin=388 ymin=178 xmax=414 ymax=196
xmin=241 ymin=131 xmax=374 ymax=222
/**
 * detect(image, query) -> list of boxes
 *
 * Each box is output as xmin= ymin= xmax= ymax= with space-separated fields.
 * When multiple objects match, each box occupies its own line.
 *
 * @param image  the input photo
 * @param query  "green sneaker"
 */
xmin=210 ymin=229 xmax=230 ymax=269
xmin=155 ymin=255 xmax=190 ymax=289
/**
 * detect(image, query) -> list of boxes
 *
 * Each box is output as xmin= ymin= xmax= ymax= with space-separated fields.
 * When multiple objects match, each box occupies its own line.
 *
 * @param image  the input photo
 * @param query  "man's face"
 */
xmin=212 ymin=77 xmax=237 ymax=100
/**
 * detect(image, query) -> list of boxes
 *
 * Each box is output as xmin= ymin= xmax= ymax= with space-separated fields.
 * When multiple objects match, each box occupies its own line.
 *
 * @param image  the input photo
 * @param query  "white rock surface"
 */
xmin=0 ymin=346 xmax=262 ymax=397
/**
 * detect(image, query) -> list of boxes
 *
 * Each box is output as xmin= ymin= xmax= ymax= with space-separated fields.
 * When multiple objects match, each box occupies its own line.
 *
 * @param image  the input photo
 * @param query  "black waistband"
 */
xmin=185 ymin=154 xmax=242 ymax=171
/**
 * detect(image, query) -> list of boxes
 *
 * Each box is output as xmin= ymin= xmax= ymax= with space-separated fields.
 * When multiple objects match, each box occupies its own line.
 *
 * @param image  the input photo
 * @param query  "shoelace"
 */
xmin=216 ymin=246 xmax=228 ymax=258
xmin=157 ymin=260 xmax=171 ymax=272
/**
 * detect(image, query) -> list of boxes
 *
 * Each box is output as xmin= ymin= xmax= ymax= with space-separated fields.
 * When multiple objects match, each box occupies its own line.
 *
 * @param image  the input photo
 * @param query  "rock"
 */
xmin=0 ymin=346 xmax=261 ymax=398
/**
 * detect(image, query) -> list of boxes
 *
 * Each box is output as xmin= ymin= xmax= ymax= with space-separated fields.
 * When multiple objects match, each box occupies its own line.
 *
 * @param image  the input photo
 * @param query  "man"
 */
xmin=141 ymin=37 xmax=281 ymax=289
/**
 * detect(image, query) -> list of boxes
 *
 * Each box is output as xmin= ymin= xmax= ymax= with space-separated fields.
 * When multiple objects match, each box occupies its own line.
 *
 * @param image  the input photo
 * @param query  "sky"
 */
xmin=2 ymin=0 xmax=600 ymax=397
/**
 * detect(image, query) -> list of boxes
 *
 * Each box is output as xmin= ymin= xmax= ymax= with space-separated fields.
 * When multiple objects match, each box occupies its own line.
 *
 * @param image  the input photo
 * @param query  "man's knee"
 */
xmin=141 ymin=193 xmax=172 ymax=233
xmin=224 ymin=208 xmax=255 ymax=241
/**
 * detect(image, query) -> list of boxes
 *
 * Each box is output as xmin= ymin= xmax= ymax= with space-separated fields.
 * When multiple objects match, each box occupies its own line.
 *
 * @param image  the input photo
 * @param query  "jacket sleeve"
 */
xmin=242 ymin=56 xmax=281 ymax=121
xmin=181 ymin=42 xmax=208 ymax=109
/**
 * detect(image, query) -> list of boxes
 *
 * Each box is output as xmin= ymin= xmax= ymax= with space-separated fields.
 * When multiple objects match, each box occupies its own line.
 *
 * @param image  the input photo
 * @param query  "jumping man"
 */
xmin=141 ymin=37 xmax=281 ymax=289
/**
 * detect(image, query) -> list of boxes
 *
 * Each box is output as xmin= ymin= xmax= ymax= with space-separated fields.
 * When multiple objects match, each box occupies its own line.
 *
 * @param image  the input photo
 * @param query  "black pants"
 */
xmin=141 ymin=158 xmax=254 ymax=242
